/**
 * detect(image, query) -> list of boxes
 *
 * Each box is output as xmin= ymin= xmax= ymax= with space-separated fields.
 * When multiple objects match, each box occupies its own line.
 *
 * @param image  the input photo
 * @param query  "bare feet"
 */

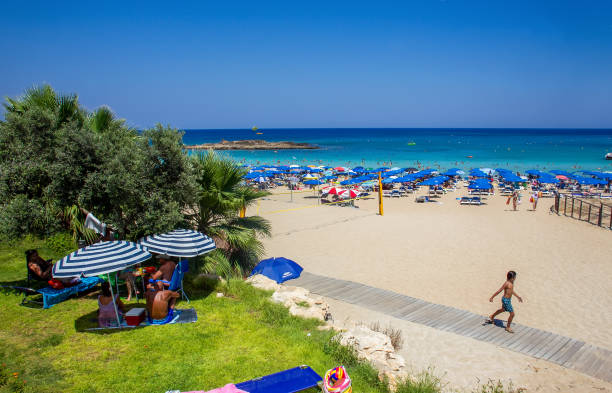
xmin=505 ymin=327 xmax=514 ymax=333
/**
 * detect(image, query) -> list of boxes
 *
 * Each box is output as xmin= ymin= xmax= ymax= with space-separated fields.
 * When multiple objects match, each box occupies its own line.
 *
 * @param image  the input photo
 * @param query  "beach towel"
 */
xmin=85 ymin=308 xmax=197 ymax=330
xmin=84 ymin=212 xmax=106 ymax=236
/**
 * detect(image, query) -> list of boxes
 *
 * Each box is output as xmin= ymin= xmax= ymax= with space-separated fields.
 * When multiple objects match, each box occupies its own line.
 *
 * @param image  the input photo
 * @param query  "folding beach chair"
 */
xmin=149 ymin=259 xmax=190 ymax=303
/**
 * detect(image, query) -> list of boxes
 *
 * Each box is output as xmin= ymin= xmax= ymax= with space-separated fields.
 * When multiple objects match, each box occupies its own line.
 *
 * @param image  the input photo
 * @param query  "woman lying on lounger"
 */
xmin=26 ymin=249 xmax=80 ymax=286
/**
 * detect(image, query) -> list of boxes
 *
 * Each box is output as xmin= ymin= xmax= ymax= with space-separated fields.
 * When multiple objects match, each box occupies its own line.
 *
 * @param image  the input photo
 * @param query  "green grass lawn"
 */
xmin=0 ymin=238 xmax=389 ymax=393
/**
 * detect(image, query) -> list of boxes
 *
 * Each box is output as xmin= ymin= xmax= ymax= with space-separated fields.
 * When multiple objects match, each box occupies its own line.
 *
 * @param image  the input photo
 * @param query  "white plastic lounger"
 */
xmin=470 ymin=196 xmax=482 ymax=205
xmin=460 ymin=197 xmax=472 ymax=205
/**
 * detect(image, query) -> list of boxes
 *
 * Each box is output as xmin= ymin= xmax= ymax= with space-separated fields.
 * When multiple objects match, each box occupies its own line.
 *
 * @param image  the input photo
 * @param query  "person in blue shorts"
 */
xmin=488 ymin=271 xmax=524 ymax=333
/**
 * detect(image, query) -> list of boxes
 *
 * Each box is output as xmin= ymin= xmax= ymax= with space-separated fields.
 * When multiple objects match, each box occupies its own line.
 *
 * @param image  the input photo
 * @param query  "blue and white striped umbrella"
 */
xmin=52 ymin=241 xmax=152 ymax=278
xmin=139 ymin=229 xmax=216 ymax=258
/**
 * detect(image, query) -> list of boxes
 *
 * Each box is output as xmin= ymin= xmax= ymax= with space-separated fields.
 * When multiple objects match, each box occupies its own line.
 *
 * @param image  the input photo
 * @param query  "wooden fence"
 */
xmin=553 ymin=194 xmax=612 ymax=230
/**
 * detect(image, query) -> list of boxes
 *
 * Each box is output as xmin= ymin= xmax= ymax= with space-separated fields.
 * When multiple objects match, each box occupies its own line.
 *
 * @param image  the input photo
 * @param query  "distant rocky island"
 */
xmin=185 ymin=139 xmax=319 ymax=150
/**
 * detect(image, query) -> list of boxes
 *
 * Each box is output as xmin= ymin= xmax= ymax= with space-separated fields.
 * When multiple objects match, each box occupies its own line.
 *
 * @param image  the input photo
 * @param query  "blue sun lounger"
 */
xmin=235 ymin=365 xmax=322 ymax=393
xmin=15 ymin=276 xmax=104 ymax=309
xmin=164 ymin=365 xmax=322 ymax=393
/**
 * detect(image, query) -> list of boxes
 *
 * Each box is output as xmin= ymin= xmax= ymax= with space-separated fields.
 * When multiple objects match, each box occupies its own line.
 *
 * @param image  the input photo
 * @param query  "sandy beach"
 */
xmin=249 ymin=185 xmax=612 ymax=391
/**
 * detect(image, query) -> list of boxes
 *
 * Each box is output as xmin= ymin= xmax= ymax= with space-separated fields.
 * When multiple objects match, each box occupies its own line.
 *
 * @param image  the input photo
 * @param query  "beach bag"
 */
xmin=323 ymin=366 xmax=352 ymax=393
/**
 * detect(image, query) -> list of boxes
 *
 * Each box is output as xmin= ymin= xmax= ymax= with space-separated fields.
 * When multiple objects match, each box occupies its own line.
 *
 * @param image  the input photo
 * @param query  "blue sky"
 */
xmin=1 ymin=1 xmax=611 ymax=129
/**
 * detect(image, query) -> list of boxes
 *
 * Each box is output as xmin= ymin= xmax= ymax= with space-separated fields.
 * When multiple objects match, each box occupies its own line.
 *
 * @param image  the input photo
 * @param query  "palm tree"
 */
xmin=194 ymin=151 xmax=270 ymax=278
xmin=3 ymin=84 xmax=83 ymax=128
xmin=88 ymin=105 xmax=128 ymax=133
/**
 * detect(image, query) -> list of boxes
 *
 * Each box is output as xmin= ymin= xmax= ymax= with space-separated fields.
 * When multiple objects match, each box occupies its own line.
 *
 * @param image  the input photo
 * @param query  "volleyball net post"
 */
xmin=378 ymin=171 xmax=384 ymax=216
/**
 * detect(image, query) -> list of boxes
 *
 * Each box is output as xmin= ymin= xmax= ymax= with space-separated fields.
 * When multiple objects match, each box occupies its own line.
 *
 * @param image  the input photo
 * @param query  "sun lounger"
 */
xmin=168 ymin=365 xmax=322 ymax=393
xmin=460 ymin=197 xmax=472 ymax=205
xmin=415 ymin=196 xmax=429 ymax=203
xmin=383 ymin=190 xmax=392 ymax=198
xmin=11 ymin=276 xmax=104 ymax=309
xmin=470 ymin=196 xmax=482 ymax=205
xmin=391 ymin=190 xmax=401 ymax=198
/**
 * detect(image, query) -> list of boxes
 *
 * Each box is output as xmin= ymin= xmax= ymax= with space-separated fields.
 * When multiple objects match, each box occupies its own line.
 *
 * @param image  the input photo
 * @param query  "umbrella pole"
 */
xmin=107 ymin=273 xmax=122 ymax=328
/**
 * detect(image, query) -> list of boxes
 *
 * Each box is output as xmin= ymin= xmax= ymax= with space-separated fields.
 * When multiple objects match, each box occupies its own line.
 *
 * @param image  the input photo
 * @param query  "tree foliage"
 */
xmin=194 ymin=151 xmax=270 ymax=278
xmin=1 ymin=85 xmax=270 ymax=277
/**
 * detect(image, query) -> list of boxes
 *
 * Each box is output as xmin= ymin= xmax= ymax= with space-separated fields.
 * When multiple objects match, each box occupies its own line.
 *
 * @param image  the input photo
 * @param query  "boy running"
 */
xmin=488 ymin=270 xmax=523 ymax=333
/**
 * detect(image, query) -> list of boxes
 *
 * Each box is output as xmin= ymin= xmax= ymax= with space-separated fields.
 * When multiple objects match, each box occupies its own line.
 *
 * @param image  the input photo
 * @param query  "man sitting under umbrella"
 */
xmin=145 ymin=254 xmax=178 ymax=319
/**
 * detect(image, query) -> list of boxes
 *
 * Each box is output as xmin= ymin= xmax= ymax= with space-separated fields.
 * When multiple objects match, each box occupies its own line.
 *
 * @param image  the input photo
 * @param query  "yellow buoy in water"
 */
xmin=252 ymin=126 xmax=258 ymax=131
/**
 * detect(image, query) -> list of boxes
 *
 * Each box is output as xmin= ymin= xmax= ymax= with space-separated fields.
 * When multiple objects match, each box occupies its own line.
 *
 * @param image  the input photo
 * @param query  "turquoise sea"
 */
xmin=183 ymin=129 xmax=612 ymax=172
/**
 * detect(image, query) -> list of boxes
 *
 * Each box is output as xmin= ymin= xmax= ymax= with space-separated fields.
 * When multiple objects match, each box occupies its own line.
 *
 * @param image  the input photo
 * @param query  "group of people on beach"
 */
xmin=506 ymin=190 xmax=541 ymax=211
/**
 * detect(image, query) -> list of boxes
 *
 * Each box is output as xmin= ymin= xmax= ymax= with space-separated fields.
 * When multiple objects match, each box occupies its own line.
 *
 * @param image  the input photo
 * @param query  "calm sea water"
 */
xmin=182 ymin=128 xmax=612 ymax=172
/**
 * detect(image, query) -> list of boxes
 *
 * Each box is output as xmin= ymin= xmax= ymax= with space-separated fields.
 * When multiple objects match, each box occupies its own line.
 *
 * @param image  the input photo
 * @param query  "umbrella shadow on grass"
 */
xmin=75 ymin=303 xmax=149 ymax=334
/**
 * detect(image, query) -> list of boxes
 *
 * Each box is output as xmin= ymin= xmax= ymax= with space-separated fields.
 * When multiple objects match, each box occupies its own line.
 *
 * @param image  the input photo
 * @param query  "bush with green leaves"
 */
xmin=1 ymin=85 xmax=270 ymax=277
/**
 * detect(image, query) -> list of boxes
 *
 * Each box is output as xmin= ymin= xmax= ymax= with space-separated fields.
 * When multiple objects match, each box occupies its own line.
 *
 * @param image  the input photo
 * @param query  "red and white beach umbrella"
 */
xmin=334 ymin=166 xmax=348 ymax=172
xmin=338 ymin=189 xmax=360 ymax=199
xmin=324 ymin=187 xmax=344 ymax=195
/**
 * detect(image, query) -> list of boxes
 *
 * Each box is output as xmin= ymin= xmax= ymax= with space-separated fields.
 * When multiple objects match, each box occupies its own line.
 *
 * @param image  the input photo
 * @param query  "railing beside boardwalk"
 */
xmin=553 ymin=193 xmax=612 ymax=230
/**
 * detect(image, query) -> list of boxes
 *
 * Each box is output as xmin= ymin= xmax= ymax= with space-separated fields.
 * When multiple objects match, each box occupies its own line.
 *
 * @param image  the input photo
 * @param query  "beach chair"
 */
xmin=470 ymin=196 xmax=482 ymax=205
xmin=166 ymin=365 xmax=322 ymax=393
xmin=460 ymin=197 xmax=472 ymax=205
xmin=149 ymin=259 xmax=190 ymax=303
xmin=391 ymin=190 xmax=401 ymax=198
xmin=235 ymin=365 xmax=322 ymax=393
xmin=383 ymin=190 xmax=392 ymax=198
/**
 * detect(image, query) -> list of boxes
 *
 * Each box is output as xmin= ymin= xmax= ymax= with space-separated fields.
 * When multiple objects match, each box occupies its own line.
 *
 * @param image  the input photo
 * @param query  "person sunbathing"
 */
xmin=26 ymin=249 xmax=53 ymax=281
xmin=26 ymin=249 xmax=80 ymax=286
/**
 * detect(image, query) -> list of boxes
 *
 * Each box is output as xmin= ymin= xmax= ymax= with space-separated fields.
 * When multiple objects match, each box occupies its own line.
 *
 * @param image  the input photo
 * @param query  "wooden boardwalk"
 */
xmin=291 ymin=272 xmax=612 ymax=383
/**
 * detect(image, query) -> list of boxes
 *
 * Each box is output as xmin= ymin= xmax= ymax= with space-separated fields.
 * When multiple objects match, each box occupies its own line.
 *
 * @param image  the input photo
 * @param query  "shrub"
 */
xmin=45 ymin=232 xmax=76 ymax=254
xmin=395 ymin=369 xmax=444 ymax=393
xmin=475 ymin=380 xmax=520 ymax=393
xmin=368 ymin=321 xmax=404 ymax=351
xmin=0 ymin=196 xmax=53 ymax=240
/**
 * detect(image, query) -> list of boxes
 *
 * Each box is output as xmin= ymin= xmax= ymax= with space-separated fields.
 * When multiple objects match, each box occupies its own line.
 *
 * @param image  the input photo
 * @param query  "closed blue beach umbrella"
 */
xmin=251 ymin=257 xmax=303 ymax=283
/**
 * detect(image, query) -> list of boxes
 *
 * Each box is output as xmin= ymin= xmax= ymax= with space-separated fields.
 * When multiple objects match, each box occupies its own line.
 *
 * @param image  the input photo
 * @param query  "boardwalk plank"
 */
xmin=291 ymin=272 xmax=611 ymax=383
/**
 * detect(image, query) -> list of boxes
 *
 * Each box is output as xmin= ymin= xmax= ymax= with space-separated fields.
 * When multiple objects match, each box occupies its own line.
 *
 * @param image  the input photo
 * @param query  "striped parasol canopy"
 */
xmin=139 ymin=229 xmax=216 ymax=258
xmin=52 ymin=241 xmax=152 ymax=278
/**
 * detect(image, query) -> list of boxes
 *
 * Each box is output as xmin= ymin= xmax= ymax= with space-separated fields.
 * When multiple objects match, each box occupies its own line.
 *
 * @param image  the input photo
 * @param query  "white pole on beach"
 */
xmin=107 ymin=273 xmax=122 ymax=328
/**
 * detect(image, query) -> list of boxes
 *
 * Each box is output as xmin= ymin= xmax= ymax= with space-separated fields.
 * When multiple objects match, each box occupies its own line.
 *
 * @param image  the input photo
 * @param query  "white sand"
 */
xmin=249 ymin=185 xmax=612 ymax=390
xmin=326 ymin=298 xmax=611 ymax=393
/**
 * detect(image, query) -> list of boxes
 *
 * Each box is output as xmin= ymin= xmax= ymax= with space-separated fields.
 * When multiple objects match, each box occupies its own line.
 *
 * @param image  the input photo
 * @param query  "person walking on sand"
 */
xmin=530 ymin=190 xmax=540 ymax=211
xmin=488 ymin=271 xmax=523 ymax=333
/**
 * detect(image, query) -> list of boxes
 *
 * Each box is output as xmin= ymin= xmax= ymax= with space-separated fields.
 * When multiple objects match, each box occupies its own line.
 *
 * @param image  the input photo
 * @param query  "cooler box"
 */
xmin=125 ymin=308 xmax=146 ymax=326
